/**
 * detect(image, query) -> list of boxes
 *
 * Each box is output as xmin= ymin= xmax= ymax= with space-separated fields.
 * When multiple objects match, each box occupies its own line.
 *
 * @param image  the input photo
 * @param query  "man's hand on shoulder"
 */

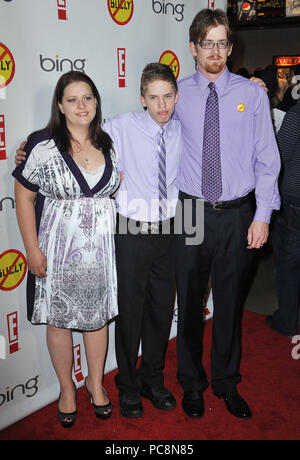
xmin=250 ymin=76 xmax=268 ymax=93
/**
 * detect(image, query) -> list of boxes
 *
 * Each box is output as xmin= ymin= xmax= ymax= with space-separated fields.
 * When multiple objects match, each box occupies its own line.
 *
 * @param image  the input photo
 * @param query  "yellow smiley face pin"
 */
xmin=237 ymin=103 xmax=246 ymax=112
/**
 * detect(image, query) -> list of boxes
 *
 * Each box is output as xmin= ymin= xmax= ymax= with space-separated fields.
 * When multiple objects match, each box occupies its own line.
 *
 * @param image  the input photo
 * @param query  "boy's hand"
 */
xmin=250 ymin=76 xmax=268 ymax=92
xmin=15 ymin=141 xmax=26 ymax=165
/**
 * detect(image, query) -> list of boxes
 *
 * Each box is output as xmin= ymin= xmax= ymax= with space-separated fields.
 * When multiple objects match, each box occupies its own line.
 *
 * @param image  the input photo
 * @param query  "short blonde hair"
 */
xmin=140 ymin=63 xmax=178 ymax=97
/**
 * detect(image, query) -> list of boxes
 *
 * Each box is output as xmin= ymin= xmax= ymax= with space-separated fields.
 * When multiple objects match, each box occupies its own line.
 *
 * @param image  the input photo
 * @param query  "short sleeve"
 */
xmin=12 ymin=145 xmax=40 ymax=192
xmin=12 ymin=130 xmax=51 ymax=192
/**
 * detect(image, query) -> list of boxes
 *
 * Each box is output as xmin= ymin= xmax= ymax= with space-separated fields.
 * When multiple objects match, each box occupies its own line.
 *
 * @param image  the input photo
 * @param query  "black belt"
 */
xmin=116 ymin=214 xmax=174 ymax=234
xmin=179 ymin=191 xmax=254 ymax=210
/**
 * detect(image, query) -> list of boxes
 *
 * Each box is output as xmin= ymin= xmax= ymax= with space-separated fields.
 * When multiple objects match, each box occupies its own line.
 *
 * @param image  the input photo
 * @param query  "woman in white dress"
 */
xmin=13 ymin=71 xmax=120 ymax=427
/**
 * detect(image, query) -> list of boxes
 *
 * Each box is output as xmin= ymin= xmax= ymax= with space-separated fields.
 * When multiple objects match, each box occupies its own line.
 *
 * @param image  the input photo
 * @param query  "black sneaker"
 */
xmin=119 ymin=393 xmax=143 ymax=418
xmin=140 ymin=384 xmax=176 ymax=410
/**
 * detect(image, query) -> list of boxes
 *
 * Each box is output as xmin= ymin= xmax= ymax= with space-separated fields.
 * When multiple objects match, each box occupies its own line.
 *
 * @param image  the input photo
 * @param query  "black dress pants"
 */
xmin=175 ymin=195 xmax=254 ymax=394
xmin=114 ymin=217 xmax=175 ymax=396
xmin=272 ymin=197 xmax=300 ymax=336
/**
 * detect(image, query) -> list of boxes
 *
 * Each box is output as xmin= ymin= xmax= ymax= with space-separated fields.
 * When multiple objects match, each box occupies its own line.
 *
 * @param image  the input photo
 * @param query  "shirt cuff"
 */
xmin=253 ymin=206 xmax=273 ymax=224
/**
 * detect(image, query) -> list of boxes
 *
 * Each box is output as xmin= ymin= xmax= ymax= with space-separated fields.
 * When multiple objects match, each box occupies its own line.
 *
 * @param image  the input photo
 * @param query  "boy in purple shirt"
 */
xmin=174 ymin=9 xmax=280 ymax=420
xmin=104 ymin=64 xmax=180 ymax=418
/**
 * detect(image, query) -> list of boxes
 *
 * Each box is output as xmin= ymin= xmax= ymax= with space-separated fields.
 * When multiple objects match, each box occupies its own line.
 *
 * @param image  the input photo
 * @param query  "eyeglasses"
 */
xmin=195 ymin=40 xmax=230 ymax=50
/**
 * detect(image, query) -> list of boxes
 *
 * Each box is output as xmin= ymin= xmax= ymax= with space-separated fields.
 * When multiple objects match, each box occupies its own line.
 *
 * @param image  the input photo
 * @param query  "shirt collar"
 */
xmin=144 ymin=109 xmax=171 ymax=140
xmin=195 ymin=66 xmax=230 ymax=97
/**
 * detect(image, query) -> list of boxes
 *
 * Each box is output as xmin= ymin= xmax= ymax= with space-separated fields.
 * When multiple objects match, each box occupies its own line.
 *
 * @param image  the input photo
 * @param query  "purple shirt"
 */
xmin=103 ymin=111 xmax=181 ymax=222
xmin=174 ymin=67 xmax=281 ymax=223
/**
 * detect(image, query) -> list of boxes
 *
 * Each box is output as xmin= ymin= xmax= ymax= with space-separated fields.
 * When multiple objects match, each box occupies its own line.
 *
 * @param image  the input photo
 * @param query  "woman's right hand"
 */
xmin=27 ymin=248 xmax=47 ymax=278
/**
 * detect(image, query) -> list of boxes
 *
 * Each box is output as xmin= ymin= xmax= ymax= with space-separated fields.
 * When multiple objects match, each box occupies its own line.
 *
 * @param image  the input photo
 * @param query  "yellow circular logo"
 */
xmin=237 ymin=103 xmax=246 ymax=112
xmin=0 ymin=43 xmax=15 ymax=88
xmin=159 ymin=50 xmax=180 ymax=80
xmin=0 ymin=250 xmax=27 ymax=291
xmin=107 ymin=0 xmax=134 ymax=25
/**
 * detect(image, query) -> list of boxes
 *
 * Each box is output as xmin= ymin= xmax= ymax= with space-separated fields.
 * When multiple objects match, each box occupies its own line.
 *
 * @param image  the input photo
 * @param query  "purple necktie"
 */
xmin=157 ymin=128 xmax=167 ymax=220
xmin=201 ymin=82 xmax=222 ymax=203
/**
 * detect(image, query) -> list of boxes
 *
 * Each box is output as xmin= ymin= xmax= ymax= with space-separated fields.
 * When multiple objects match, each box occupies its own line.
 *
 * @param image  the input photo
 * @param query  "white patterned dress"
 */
xmin=13 ymin=130 xmax=119 ymax=331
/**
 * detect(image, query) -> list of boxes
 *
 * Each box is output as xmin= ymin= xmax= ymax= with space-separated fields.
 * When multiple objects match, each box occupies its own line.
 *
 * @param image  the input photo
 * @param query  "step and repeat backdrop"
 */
xmin=0 ymin=0 xmax=225 ymax=430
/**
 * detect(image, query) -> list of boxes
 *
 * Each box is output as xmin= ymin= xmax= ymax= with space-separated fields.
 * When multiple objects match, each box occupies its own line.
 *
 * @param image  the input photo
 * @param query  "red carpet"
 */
xmin=0 ymin=311 xmax=299 ymax=441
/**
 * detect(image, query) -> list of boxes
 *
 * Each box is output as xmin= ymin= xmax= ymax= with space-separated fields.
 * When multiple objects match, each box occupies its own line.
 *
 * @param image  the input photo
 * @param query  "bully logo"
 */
xmin=0 ymin=42 xmax=15 ymax=88
xmin=0 ymin=249 xmax=27 ymax=292
xmin=159 ymin=50 xmax=180 ymax=80
xmin=107 ymin=0 xmax=134 ymax=25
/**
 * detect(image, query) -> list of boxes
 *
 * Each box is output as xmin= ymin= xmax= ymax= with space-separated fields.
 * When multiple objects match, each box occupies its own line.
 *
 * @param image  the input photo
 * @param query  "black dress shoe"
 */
xmin=119 ymin=393 xmax=143 ymax=418
xmin=214 ymin=389 xmax=252 ymax=419
xmin=182 ymin=391 xmax=204 ymax=418
xmin=140 ymin=384 xmax=176 ymax=410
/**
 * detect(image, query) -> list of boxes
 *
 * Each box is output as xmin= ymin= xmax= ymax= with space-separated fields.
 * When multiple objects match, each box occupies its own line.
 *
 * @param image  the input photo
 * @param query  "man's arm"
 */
xmin=247 ymin=86 xmax=281 ymax=249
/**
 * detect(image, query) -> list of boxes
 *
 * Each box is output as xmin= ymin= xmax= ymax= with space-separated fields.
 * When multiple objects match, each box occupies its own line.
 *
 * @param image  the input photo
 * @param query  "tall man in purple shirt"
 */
xmin=174 ymin=9 xmax=281 ymax=419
